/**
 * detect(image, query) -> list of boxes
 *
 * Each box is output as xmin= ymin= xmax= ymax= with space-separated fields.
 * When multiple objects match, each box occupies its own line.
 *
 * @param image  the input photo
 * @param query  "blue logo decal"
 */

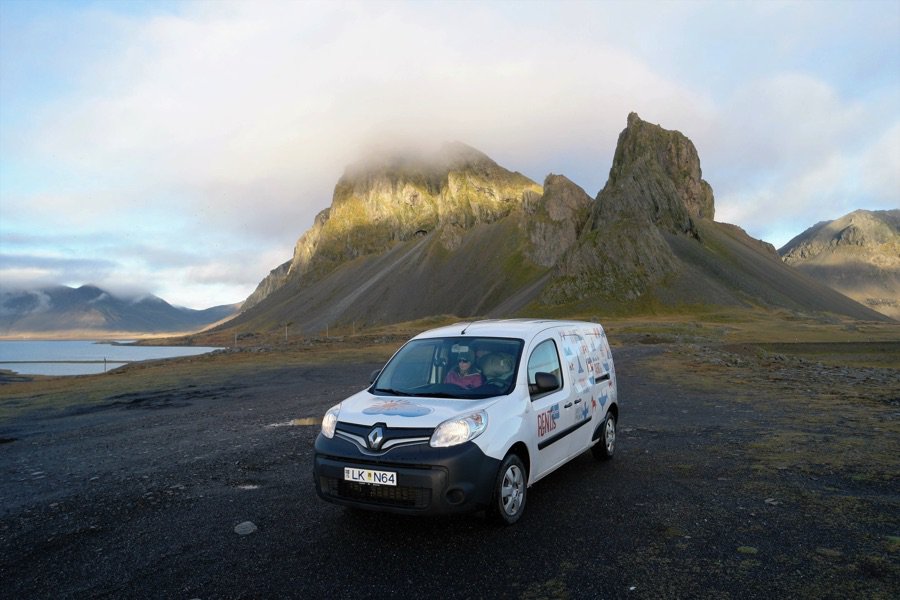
xmin=363 ymin=400 xmax=433 ymax=417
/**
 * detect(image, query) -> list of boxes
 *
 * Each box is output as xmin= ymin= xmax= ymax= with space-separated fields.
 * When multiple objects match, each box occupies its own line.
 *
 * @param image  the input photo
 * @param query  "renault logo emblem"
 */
xmin=367 ymin=426 xmax=384 ymax=450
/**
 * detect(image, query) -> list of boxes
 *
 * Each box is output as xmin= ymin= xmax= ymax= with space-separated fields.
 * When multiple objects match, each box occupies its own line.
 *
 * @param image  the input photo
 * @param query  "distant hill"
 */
xmin=780 ymin=209 xmax=900 ymax=320
xmin=0 ymin=285 xmax=239 ymax=336
xmin=221 ymin=112 xmax=888 ymax=336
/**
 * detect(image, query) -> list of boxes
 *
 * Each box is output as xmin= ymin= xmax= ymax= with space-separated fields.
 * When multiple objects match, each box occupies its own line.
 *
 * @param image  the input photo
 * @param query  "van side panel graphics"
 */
xmin=537 ymin=417 xmax=592 ymax=450
xmin=537 ymin=404 xmax=560 ymax=437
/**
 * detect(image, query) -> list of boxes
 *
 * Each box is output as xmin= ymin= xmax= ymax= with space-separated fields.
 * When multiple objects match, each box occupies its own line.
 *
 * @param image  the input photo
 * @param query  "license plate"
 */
xmin=344 ymin=467 xmax=397 ymax=486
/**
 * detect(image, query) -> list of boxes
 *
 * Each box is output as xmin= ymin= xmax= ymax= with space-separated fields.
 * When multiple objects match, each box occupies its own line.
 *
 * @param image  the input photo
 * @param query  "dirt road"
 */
xmin=1 ymin=343 xmax=897 ymax=599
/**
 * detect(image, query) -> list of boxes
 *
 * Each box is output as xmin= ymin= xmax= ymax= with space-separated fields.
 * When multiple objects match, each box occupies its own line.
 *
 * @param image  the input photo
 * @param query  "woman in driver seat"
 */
xmin=444 ymin=351 xmax=484 ymax=389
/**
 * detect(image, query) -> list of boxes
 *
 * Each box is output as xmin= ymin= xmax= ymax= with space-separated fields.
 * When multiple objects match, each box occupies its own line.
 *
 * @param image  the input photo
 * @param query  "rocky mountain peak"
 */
xmin=596 ymin=112 xmax=714 ymax=233
xmin=779 ymin=209 xmax=899 ymax=319
xmin=524 ymin=174 xmax=592 ymax=267
xmin=547 ymin=112 xmax=718 ymax=303
xmin=781 ymin=209 xmax=900 ymax=262
xmin=240 ymin=143 xmax=542 ymax=310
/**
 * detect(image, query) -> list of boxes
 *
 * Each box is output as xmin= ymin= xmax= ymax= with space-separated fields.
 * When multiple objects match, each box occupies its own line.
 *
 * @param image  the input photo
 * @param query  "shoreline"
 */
xmin=0 ymin=332 xmax=195 ymax=342
xmin=0 ymin=340 xmax=222 ymax=378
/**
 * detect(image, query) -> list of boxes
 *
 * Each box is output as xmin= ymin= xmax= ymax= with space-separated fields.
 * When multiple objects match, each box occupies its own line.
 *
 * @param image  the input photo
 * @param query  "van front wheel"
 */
xmin=592 ymin=413 xmax=616 ymax=461
xmin=488 ymin=454 xmax=527 ymax=525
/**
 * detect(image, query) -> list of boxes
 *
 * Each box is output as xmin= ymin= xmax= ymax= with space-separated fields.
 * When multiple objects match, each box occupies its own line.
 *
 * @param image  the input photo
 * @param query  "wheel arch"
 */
xmin=593 ymin=403 xmax=618 ymax=441
xmin=507 ymin=441 xmax=531 ymax=482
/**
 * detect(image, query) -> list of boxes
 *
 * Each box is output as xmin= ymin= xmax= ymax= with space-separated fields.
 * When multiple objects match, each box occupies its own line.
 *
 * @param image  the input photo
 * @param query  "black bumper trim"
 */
xmin=313 ymin=433 xmax=501 ymax=515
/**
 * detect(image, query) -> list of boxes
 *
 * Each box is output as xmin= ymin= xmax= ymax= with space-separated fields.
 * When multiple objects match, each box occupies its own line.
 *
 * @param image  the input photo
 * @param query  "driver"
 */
xmin=444 ymin=350 xmax=484 ymax=389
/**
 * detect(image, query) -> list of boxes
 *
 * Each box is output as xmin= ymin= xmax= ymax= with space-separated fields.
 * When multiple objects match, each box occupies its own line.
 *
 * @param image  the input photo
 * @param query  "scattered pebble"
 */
xmin=816 ymin=547 xmax=842 ymax=558
xmin=737 ymin=546 xmax=758 ymax=555
xmin=234 ymin=521 xmax=258 ymax=536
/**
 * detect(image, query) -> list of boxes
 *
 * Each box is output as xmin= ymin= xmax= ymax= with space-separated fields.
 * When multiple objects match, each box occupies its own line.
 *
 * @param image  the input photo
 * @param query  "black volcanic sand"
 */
xmin=1 ymin=342 xmax=898 ymax=599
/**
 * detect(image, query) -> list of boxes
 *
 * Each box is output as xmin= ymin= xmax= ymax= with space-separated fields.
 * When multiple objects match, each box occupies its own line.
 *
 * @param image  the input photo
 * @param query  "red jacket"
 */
xmin=445 ymin=370 xmax=484 ymax=389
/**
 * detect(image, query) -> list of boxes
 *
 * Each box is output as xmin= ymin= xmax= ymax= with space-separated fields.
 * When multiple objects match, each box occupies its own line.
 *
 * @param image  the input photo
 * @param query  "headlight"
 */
xmin=321 ymin=404 xmax=341 ymax=438
xmin=430 ymin=411 xmax=488 ymax=448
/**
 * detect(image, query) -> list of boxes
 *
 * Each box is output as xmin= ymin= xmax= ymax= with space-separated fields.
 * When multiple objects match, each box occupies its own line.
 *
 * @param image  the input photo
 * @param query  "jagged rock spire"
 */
xmin=595 ymin=112 xmax=714 ymax=235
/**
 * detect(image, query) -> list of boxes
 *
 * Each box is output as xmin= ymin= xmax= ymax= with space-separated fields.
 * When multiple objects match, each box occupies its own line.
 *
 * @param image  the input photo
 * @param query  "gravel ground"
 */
xmin=1 ymin=343 xmax=897 ymax=599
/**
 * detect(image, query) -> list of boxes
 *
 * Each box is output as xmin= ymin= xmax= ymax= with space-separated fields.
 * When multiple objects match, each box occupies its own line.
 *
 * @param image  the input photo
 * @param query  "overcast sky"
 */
xmin=1 ymin=0 xmax=898 ymax=308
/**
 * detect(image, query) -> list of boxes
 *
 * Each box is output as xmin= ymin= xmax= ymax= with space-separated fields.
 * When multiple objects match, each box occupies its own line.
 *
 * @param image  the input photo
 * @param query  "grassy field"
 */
xmin=2 ymin=309 xmax=896 ymax=422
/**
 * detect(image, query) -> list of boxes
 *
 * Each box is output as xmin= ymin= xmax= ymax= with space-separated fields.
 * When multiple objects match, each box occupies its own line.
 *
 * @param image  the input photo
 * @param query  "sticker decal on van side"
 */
xmin=577 ymin=400 xmax=590 ymax=421
xmin=538 ymin=403 xmax=560 ymax=437
xmin=597 ymin=390 xmax=608 ymax=408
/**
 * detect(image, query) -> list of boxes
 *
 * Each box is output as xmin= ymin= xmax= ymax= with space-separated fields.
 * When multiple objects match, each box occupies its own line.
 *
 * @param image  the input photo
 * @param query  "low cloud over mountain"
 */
xmin=0 ymin=285 xmax=239 ymax=336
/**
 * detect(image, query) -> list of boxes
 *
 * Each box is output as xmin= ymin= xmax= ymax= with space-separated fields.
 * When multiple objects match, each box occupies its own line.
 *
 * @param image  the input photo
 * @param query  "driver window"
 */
xmin=527 ymin=339 xmax=562 ymax=397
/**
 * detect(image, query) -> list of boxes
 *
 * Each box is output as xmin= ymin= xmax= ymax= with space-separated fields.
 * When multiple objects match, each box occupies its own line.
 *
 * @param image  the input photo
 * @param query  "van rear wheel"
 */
xmin=592 ymin=413 xmax=616 ymax=461
xmin=488 ymin=454 xmax=526 ymax=525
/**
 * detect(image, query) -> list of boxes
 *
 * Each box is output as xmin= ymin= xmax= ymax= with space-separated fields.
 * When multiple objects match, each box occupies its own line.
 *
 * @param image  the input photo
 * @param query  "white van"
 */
xmin=313 ymin=319 xmax=618 ymax=524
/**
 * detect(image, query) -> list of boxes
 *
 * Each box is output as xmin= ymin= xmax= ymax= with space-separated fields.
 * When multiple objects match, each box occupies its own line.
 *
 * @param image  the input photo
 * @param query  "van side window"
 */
xmin=527 ymin=339 xmax=562 ymax=398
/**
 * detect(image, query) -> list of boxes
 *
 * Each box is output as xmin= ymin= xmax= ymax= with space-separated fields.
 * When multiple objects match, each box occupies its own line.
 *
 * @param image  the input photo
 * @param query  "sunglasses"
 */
xmin=458 ymin=358 xmax=470 ymax=363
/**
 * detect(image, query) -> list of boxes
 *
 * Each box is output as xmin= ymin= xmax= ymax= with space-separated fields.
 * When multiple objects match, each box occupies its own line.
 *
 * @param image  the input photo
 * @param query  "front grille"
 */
xmin=335 ymin=422 xmax=434 ymax=455
xmin=320 ymin=476 xmax=431 ymax=509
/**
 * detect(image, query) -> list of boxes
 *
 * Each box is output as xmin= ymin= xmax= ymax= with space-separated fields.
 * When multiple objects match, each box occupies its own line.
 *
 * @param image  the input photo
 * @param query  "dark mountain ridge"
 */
xmin=224 ymin=113 xmax=888 ymax=335
xmin=0 ymin=285 xmax=239 ymax=335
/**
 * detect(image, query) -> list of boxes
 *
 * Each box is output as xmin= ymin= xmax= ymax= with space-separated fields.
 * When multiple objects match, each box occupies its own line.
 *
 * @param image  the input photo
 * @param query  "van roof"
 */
xmin=413 ymin=318 xmax=604 ymax=340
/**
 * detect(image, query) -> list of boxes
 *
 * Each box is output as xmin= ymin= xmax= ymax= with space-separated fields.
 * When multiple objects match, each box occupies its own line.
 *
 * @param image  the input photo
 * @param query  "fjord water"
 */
xmin=0 ymin=340 xmax=220 ymax=376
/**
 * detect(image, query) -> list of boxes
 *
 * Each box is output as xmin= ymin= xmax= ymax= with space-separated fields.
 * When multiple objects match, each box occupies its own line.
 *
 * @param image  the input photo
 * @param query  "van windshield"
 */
xmin=372 ymin=336 xmax=524 ymax=399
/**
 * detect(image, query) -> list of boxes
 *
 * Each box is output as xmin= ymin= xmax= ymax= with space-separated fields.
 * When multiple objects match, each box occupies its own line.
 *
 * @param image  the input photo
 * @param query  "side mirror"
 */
xmin=369 ymin=368 xmax=382 ymax=384
xmin=534 ymin=372 xmax=559 ymax=392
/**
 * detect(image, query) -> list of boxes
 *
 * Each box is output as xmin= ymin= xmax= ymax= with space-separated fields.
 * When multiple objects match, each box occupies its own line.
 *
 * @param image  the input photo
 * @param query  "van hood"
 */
xmin=335 ymin=390 xmax=499 ymax=428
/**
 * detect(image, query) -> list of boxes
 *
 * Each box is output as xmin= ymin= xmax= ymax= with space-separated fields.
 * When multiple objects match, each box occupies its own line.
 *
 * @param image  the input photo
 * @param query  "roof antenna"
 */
xmin=460 ymin=321 xmax=474 ymax=335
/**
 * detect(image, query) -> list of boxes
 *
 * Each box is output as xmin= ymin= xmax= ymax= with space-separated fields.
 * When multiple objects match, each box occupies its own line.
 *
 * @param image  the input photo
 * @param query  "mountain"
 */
xmin=241 ymin=142 xmax=545 ymax=311
xmin=0 ymin=285 xmax=239 ymax=336
xmin=779 ymin=209 xmax=900 ymax=320
xmin=224 ymin=113 xmax=887 ymax=335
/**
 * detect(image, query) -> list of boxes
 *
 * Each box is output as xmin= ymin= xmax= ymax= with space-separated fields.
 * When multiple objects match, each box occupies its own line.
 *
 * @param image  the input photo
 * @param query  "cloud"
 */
xmin=17 ymin=1 xmax=715 ymax=231
xmin=0 ymin=290 xmax=52 ymax=317
xmin=0 ymin=254 xmax=118 ymax=291
xmin=1 ymin=1 xmax=898 ymax=304
xmin=860 ymin=121 xmax=900 ymax=202
xmin=708 ymin=72 xmax=899 ymax=246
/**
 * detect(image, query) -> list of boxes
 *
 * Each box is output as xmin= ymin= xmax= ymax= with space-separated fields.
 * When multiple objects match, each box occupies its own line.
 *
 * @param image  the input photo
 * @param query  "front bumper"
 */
xmin=313 ymin=431 xmax=500 ymax=515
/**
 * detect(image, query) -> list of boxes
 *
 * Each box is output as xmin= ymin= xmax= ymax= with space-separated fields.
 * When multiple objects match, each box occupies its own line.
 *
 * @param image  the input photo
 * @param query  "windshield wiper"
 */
xmin=372 ymin=387 xmax=413 ymax=397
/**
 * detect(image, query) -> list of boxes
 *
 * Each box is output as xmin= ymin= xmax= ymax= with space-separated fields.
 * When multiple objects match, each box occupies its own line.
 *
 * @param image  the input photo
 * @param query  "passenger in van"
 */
xmin=444 ymin=351 xmax=484 ymax=389
xmin=480 ymin=352 xmax=515 ymax=386
xmin=473 ymin=343 xmax=491 ymax=365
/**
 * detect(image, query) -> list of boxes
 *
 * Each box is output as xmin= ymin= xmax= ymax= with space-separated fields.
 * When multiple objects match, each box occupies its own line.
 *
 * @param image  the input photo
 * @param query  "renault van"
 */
xmin=313 ymin=319 xmax=618 ymax=524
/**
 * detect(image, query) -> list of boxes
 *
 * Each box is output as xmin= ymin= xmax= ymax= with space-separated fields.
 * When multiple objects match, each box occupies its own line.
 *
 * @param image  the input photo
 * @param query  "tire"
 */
xmin=591 ymin=412 xmax=616 ymax=461
xmin=488 ymin=453 xmax=527 ymax=525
